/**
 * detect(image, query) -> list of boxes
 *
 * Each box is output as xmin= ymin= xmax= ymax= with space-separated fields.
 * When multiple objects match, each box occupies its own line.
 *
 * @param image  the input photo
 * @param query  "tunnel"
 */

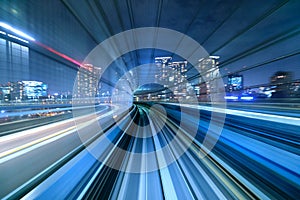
xmin=0 ymin=0 xmax=300 ymax=199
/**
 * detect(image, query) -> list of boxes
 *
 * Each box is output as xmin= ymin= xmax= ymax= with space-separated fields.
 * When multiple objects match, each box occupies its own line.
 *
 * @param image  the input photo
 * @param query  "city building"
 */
xmin=10 ymin=81 xmax=24 ymax=102
xmin=0 ymin=85 xmax=11 ymax=102
xmin=0 ymin=80 xmax=48 ymax=102
xmin=290 ymin=80 xmax=300 ymax=97
xmin=154 ymin=57 xmax=189 ymax=100
xmin=22 ymin=81 xmax=48 ymax=99
xmin=169 ymin=61 xmax=188 ymax=97
xmin=196 ymin=56 xmax=221 ymax=101
xmin=154 ymin=56 xmax=172 ymax=88
xmin=227 ymin=74 xmax=244 ymax=92
xmin=270 ymin=71 xmax=293 ymax=98
xmin=270 ymin=71 xmax=293 ymax=85
xmin=75 ymin=64 xmax=101 ymax=99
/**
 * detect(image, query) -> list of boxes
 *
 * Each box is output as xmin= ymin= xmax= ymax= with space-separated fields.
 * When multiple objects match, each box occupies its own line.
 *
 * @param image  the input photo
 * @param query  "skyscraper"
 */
xmin=197 ymin=56 xmax=221 ymax=101
xmin=154 ymin=56 xmax=172 ymax=88
xmin=75 ymin=64 xmax=101 ymax=100
xmin=154 ymin=57 xmax=189 ymax=100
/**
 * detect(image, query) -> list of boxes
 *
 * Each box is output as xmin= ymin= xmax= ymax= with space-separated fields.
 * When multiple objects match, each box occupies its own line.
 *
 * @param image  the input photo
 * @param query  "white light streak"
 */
xmin=0 ymin=22 xmax=35 ymax=41
xmin=7 ymin=34 xmax=28 ymax=43
xmin=167 ymin=103 xmax=300 ymax=126
xmin=240 ymin=96 xmax=254 ymax=100
xmin=224 ymin=96 xmax=238 ymax=100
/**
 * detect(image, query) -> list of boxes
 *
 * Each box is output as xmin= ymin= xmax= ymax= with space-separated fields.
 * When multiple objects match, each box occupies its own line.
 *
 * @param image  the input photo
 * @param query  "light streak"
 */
xmin=240 ymin=96 xmax=254 ymax=100
xmin=0 ymin=22 xmax=35 ymax=41
xmin=166 ymin=103 xmax=300 ymax=126
xmin=35 ymin=41 xmax=82 ymax=66
xmin=224 ymin=96 xmax=238 ymax=100
xmin=7 ymin=34 xmax=28 ymax=43
xmin=0 ymin=126 xmax=75 ymax=163
xmin=0 ymin=22 xmax=82 ymax=67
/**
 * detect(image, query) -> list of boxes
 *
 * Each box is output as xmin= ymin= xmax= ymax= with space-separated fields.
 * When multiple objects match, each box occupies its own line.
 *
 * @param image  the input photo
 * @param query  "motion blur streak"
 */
xmin=4 ymin=102 xmax=298 ymax=200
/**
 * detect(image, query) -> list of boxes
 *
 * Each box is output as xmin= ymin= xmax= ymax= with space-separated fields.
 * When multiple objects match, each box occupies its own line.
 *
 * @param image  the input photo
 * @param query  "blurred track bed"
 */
xmin=164 ymin=103 xmax=300 ymax=199
xmin=2 ymin=102 xmax=299 ymax=199
xmin=0 ymin=104 xmax=128 ymax=199
xmin=225 ymin=101 xmax=300 ymax=118
xmin=19 ymin=102 xmax=300 ymax=199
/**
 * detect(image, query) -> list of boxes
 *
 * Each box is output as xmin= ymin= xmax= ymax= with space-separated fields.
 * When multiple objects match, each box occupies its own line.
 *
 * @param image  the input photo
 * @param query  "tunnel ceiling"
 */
xmin=0 ymin=0 xmax=299 ymax=88
xmin=63 ymin=0 xmax=300 ymax=88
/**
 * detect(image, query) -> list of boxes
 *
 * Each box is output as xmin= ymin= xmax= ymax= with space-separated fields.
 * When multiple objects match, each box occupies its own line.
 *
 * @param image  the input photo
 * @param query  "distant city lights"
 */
xmin=240 ymin=96 xmax=254 ymax=100
xmin=225 ymin=95 xmax=254 ymax=101
xmin=224 ymin=96 xmax=238 ymax=100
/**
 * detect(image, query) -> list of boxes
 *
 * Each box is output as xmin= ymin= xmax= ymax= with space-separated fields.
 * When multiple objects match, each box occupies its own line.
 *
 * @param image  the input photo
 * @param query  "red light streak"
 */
xmin=35 ymin=41 xmax=82 ymax=67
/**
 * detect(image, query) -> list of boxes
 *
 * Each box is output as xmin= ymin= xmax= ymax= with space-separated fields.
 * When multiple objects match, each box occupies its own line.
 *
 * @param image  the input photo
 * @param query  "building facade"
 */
xmin=75 ymin=64 xmax=101 ymax=99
